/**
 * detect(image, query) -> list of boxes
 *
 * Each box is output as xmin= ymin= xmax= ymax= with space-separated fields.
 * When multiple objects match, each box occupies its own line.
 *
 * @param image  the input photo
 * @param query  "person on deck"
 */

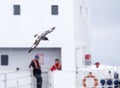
xmin=50 ymin=59 xmax=61 ymax=71
xmin=29 ymin=55 xmax=42 ymax=88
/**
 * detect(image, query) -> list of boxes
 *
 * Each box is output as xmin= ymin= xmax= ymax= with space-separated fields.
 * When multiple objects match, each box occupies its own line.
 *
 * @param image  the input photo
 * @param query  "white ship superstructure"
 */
xmin=0 ymin=0 xmax=119 ymax=88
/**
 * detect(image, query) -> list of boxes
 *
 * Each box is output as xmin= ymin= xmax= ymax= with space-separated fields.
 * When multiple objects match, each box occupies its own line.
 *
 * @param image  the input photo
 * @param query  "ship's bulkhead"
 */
xmin=0 ymin=48 xmax=61 ymax=88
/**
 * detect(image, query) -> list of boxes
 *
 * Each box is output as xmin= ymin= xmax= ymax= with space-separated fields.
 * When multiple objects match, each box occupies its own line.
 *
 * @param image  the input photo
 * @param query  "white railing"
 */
xmin=48 ymin=71 xmax=53 ymax=88
xmin=0 ymin=69 xmax=33 ymax=88
xmin=0 ymin=70 xmax=55 ymax=88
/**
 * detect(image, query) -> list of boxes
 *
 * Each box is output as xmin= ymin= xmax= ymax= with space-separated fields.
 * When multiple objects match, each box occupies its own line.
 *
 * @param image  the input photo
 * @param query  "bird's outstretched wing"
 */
xmin=28 ymin=47 xmax=34 ymax=53
xmin=28 ymin=44 xmax=38 ymax=53
xmin=34 ymin=34 xmax=38 ymax=37
xmin=41 ymin=27 xmax=55 ymax=37
xmin=28 ymin=40 xmax=40 ymax=53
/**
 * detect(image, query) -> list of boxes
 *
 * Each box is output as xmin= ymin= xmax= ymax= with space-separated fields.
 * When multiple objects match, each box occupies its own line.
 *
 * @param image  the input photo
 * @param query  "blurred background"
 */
xmin=90 ymin=0 xmax=120 ymax=66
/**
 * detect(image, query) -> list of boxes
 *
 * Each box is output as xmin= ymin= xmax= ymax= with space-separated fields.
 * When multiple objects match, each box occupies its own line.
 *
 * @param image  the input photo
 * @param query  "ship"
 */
xmin=0 ymin=0 xmax=119 ymax=88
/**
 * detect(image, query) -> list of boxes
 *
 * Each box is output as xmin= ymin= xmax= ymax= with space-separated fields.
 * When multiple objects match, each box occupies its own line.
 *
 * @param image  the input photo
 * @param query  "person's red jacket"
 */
xmin=50 ymin=63 xmax=61 ymax=71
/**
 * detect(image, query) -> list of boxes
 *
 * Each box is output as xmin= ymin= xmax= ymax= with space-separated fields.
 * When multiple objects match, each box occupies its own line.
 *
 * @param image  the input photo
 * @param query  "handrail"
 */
xmin=0 ymin=69 xmax=33 ymax=88
xmin=7 ymin=75 xmax=32 ymax=81
xmin=0 ymin=69 xmax=52 ymax=88
xmin=7 ymin=83 xmax=32 ymax=88
xmin=0 ymin=69 xmax=31 ymax=76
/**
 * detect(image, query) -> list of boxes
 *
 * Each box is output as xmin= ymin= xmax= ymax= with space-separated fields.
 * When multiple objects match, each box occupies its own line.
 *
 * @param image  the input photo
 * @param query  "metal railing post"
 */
xmin=30 ymin=70 xmax=34 ymax=88
xmin=4 ymin=73 xmax=7 ymax=88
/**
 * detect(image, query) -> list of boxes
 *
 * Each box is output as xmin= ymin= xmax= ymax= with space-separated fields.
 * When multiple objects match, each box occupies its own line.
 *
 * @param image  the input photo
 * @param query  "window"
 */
xmin=1 ymin=55 xmax=8 ymax=66
xmin=13 ymin=5 xmax=20 ymax=15
xmin=51 ymin=5 xmax=59 ymax=15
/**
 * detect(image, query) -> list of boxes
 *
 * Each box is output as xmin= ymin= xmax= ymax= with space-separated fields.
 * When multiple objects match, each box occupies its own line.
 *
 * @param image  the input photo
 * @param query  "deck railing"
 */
xmin=1 ymin=69 xmax=119 ymax=88
xmin=0 ymin=69 xmax=33 ymax=88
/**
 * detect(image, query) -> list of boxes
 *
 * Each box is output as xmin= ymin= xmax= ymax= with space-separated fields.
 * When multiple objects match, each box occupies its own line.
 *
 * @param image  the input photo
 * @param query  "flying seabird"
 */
xmin=28 ymin=27 xmax=55 ymax=53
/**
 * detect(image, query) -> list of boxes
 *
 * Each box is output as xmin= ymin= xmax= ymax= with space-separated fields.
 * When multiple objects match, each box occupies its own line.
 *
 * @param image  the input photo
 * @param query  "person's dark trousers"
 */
xmin=34 ymin=73 xmax=42 ymax=88
xmin=36 ymin=76 xmax=42 ymax=88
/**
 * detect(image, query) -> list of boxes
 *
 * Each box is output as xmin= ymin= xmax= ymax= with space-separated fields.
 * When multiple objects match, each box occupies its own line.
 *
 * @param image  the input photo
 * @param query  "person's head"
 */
xmin=55 ymin=58 xmax=60 ymax=64
xmin=35 ymin=55 xmax=39 ymax=60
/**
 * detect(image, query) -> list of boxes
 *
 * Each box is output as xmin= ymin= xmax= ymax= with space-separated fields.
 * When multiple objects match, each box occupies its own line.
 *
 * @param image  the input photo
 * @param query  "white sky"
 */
xmin=90 ymin=0 xmax=120 ymax=66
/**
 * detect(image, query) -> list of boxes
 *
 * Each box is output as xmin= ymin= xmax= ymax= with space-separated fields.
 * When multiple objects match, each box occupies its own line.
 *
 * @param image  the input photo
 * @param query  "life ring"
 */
xmin=82 ymin=73 xmax=98 ymax=88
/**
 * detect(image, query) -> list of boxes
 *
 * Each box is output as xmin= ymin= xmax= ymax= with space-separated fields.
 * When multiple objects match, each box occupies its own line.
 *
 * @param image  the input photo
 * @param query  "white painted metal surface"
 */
xmin=0 ymin=0 xmax=91 ymax=88
xmin=0 ymin=48 xmax=61 ymax=71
